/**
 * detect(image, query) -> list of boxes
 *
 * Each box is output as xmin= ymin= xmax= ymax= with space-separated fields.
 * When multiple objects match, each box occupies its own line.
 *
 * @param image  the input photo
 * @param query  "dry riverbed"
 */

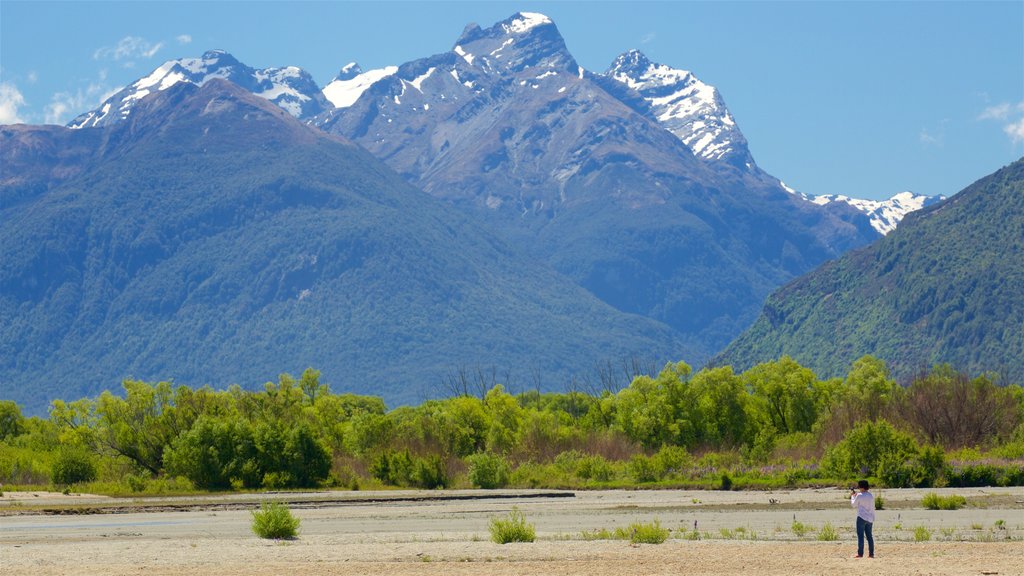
xmin=2 ymin=487 xmax=1022 ymax=575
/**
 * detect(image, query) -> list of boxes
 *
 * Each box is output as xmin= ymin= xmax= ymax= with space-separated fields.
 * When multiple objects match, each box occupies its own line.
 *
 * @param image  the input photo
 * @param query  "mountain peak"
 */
xmin=603 ymin=51 xmax=752 ymax=168
xmin=334 ymin=62 xmax=363 ymax=82
xmin=452 ymin=11 xmax=577 ymax=75
xmin=502 ymin=12 xmax=553 ymax=34
xmin=67 ymin=51 xmax=330 ymax=128
xmin=609 ymin=49 xmax=652 ymax=75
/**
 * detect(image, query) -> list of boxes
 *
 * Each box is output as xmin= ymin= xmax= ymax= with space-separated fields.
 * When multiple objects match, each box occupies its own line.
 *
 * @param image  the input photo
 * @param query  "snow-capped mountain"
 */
xmin=604 ymin=49 xmax=754 ymax=171
xmin=778 ymin=181 xmax=944 ymax=234
xmin=322 ymin=63 xmax=399 ymax=108
xmin=315 ymin=11 xmax=878 ymax=355
xmin=68 ymin=50 xmax=330 ymax=128
xmin=809 ymin=191 xmax=946 ymax=235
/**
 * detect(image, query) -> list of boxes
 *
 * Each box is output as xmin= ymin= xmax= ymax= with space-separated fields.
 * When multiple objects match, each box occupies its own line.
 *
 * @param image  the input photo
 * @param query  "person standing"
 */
xmin=850 ymin=479 xmax=875 ymax=558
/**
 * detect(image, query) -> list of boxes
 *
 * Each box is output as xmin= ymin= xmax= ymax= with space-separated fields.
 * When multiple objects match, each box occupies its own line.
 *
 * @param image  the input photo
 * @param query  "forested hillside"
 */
xmin=720 ymin=158 xmax=1024 ymax=381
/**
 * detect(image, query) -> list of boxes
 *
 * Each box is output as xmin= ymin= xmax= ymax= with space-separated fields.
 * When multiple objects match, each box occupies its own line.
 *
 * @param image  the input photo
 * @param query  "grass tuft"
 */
xmin=922 ymin=493 xmax=967 ymax=510
xmin=791 ymin=520 xmax=811 ymax=537
xmin=817 ymin=522 xmax=838 ymax=541
xmin=913 ymin=525 xmax=932 ymax=542
xmin=489 ymin=507 xmax=535 ymax=544
xmin=615 ymin=520 xmax=669 ymax=544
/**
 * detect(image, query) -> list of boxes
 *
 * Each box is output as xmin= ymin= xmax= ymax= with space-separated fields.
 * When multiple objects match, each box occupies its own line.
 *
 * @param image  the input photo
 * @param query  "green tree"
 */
xmin=0 ymin=400 xmax=25 ymax=440
xmin=744 ymin=357 xmax=821 ymax=435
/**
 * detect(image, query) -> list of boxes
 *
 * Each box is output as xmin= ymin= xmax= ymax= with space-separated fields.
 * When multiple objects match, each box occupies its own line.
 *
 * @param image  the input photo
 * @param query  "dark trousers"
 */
xmin=856 ymin=516 xmax=874 ymax=556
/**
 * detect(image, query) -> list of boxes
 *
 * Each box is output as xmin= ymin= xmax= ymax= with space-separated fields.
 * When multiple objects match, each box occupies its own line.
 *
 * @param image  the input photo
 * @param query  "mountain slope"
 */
xmin=69 ymin=50 xmax=330 ymax=127
xmin=0 ymin=79 xmax=684 ymax=413
xmin=719 ymin=158 xmax=1024 ymax=381
xmin=315 ymin=12 xmax=879 ymax=355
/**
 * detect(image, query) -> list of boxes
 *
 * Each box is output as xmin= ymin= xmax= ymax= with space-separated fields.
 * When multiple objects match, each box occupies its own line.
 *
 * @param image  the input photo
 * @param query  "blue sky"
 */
xmin=1 ymin=1 xmax=1021 ymax=200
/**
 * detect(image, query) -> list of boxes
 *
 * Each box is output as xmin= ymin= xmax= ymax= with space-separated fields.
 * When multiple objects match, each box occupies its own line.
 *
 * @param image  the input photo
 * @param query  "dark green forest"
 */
xmin=2 ymin=356 xmax=1022 ymax=494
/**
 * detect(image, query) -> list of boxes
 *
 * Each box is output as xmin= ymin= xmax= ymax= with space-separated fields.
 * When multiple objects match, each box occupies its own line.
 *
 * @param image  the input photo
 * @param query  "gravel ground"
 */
xmin=2 ymin=487 xmax=1021 ymax=575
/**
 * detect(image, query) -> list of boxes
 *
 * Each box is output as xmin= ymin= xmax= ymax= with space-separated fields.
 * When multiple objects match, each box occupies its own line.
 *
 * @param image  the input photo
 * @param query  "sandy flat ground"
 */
xmin=2 ymin=487 xmax=1022 ymax=575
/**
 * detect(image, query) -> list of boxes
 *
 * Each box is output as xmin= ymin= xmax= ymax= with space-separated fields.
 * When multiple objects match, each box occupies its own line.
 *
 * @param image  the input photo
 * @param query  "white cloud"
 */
xmin=176 ymin=34 xmax=192 ymax=45
xmin=0 ymin=82 xmax=27 ymax=124
xmin=44 ymin=82 xmax=119 ymax=125
xmin=640 ymin=32 xmax=656 ymax=44
xmin=27 ymin=71 xmax=38 ymax=84
xmin=979 ymin=102 xmax=1012 ymax=120
xmin=93 ymin=36 xmax=164 ymax=63
xmin=1005 ymin=117 xmax=1024 ymax=144
xmin=979 ymin=101 xmax=1024 ymax=144
xmin=919 ymin=128 xmax=940 ymax=145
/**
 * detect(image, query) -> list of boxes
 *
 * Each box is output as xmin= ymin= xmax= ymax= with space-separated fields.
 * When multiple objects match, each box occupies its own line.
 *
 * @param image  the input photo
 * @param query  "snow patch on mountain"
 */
xmin=504 ymin=12 xmax=552 ymax=34
xmin=68 ymin=50 xmax=329 ymax=128
xmin=605 ymin=50 xmax=747 ymax=165
xmin=812 ymin=191 xmax=945 ymax=234
xmin=782 ymin=184 xmax=945 ymax=235
xmin=323 ymin=65 xmax=399 ymax=108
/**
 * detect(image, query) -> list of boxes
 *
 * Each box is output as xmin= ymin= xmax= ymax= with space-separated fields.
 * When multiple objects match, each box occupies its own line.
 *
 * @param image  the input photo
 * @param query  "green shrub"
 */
xmin=51 ymin=448 xmax=97 ymax=486
xmin=874 ymin=493 xmax=885 ymax=510
xmin=946 ymin=462 xmax=1024 ymax=487
xmin=413 ymin=455 xmax=449 ymax=489
xmin=817 ymin=522 xmax=838 ymax=541
xmin=576 ymin=455 xmax=614 ymax=481
xmin=652 ymin=445 xmax=692 ymax=477
xmin=123 ymin=473 xmax=148 ymax=492
xmin=467 ymin=452 xmax=510 ymax=489
xmin=823 ymin=420 xmax=919 ymax=479
xmin=922 ymin=493 xmax=967 ymax=510
xmin=489 ymin=508 xmax=535 ymax=543
xmin=720 ymin=472 xmax=733 ymax=490
xmin=261 ymin=471 xmax=294 ymax=489
xmin=629 ymin=454 xmax=658 ymax=483
xmin=615 ymin=520 xmax=669 ymax=544
xmin=251 ymin=502 xmax=300 ymax=539
xmin=913 ymin=526 xmax=931 ymax=542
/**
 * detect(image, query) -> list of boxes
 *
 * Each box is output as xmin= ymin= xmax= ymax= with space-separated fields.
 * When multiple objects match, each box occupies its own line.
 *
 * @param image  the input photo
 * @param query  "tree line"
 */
xmin=1 ymin=356 xmax=1022 ymax=492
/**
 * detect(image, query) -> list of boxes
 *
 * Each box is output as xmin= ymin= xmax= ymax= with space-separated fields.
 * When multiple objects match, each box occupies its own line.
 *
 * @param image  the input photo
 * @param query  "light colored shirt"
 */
xmin=851 ymin=490 xmax=875 ymax=523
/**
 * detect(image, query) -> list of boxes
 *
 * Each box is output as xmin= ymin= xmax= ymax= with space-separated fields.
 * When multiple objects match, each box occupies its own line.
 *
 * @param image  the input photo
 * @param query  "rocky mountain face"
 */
xmin=314 ymin=12 xmax=880 ymax=354
xmin=0 ymin=79 xmax=683 ymax=413
xmin=719 ymin=158 xmax=1024 ymax=381
xmin=68 ymin=50 xmax=331 ymax=128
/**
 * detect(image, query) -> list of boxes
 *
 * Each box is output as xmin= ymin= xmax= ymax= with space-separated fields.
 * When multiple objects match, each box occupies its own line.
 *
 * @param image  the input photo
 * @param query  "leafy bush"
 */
xmin=123 ymin=473 xmax=148 ymax=492
xmin=874 ymin=493 xmax=885 ymax=510
xmin=412 ymin=454 xmax=449 ymax=489
xmin=489 ymin=508 xmax=535 ymax=543
xmin=817 ymin=522 xmax=838 ymax=541
xmin=615 ymin=520 xmax=669 ymax=544
xmin=652 ymin=445 xmax=692 ymax=477
xmin=575 ymin=455 xmax=614 ymax=481
xmin=51 ymin=448 xmax=96 ymax=485
xmin=629 ymin=454 xmax=658 ymax=483
xmin=251 ymin=502 xmax=300 ymax=539
xmin=823 ymin=420 xmax=919 ymax=480
xmin=467 ymin=452 xmax=510 ymax=489
xmin=922 ymin=493 xmax=966 ymax=510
